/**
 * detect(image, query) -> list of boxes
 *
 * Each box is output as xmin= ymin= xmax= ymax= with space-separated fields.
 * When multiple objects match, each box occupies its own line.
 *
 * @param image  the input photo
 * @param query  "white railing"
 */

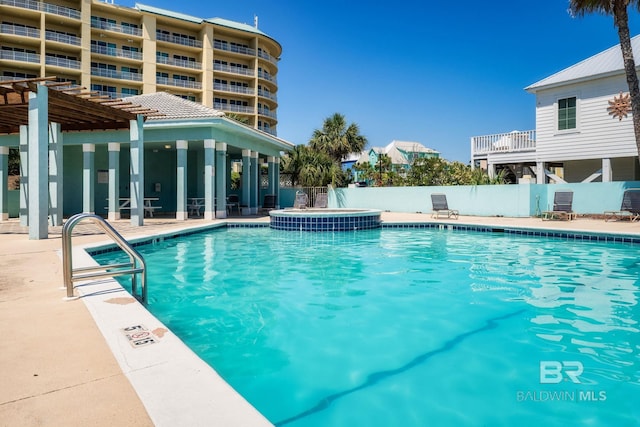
xmin=156 ymin=32 xmax=202 ymax=48
xmin=91 ymin=19 xmax=142 ymax=37
xmin=156 ymin=76 xmax=202 ymax=89
xmin=214 ymin=63 xmax=254 ymax=76
xmin=91 ymin=67 xmax=143 ymax=81
xmin=257 ymin=88 xmax=277 ymax=102
xmin=46 ymin=30 xmax=81 ymax=45
xmin=214 ymin=103 xmax=253 ymax=114
xmin=91 ymin=45 xmax=142 ymax=61
xmin=258 ymin=49 xmax=278 ymax=65
xmin=156 ymin=55 xmax=201 ymax=69
xmin=0 ymin=50 xmax=40 ymax=63
xmin=471 ymin=130 xmax=536 ymax=156
xmin=45 ymin=55 xmax=81 ymax=69
xmin=213 ymin=40 xmax=255 ymax=56
xmin=1 ymin=23 xmax=40 ymax=38
xmin=214 ymin=83 xmax=254 ymax=95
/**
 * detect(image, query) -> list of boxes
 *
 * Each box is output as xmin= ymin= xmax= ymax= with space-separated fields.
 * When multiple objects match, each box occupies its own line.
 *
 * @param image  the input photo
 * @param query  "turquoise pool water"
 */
xmin=94 ymin=228 xmax=640 ymax=426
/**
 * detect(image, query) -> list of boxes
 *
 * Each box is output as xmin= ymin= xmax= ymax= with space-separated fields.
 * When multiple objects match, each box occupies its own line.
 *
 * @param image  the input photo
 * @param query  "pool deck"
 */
xmin=1 ymin=212 xmax=638 ymax=426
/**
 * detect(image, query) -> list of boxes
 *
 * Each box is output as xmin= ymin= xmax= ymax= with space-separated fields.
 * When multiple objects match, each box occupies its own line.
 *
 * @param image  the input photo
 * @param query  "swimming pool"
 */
xmin=94 ymin=227 xmax=640 ymax=426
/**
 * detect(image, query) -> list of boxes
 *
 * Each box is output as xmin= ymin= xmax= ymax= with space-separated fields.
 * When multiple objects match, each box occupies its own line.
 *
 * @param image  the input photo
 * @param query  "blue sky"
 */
xmin=121 ymin=1 xmax=640 ymax=162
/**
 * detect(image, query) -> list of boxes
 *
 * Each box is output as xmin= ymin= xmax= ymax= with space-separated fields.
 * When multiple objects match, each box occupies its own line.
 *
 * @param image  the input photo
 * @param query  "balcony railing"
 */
xmin=257 ymin=108 xmax=277 ymax=119
xmin=258 ymin=125 xmax=276 ymax=136
xmin=91 ymin=45 xmax=142 ymax=61
xmin=0 ymin=50 xmax=40 ymax=63
xmin=214 ymin=103 xmax=253 ymax=114
xmin=156 ymin=76 xmax=202 ymax=89
xmin=45 ymin=55 xmax=80 ymax=69
xmin=2 ymin=0 xmax=82 ymax=19
xmin=46 ymin=30 xmax=81 ymax=46
xmin=91 ymin=19 xmax=142 ymax=37
xmin=213 ymin=40 xmax=255 ymax=56
xmin=214 ymin=63 xmax=254 ymax=77
xmin=257 ymin=70 xmax=276 ymax=84
xmin=471 ymin=130 xmax=536 ymax=156
xmin=91 ymin=67 xmax=143 ymax=81
xmin=156 ymin=32 xmax=202 ymax=48
xmin=257 ymin=88 xmax=277 ymax=102
xmin=214 ymin=83 xmax=255 ymax=95
xmin=1 ymin=23 xmax=40 ymax=38
xmin=258 ymin=50 xmax=278 ymax=65
xmin=156 ymin=55 xmax=201 ymax=70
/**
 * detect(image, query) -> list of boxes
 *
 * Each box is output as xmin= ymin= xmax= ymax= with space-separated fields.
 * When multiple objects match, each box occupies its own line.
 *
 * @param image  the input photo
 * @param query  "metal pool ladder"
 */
xmin=62 ymin=213 xmax=147 ymax=303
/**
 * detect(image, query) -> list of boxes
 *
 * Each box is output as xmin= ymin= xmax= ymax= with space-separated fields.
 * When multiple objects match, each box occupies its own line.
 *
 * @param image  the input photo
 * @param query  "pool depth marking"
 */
xmin=274 ymin=308 xmax=527 ymax=426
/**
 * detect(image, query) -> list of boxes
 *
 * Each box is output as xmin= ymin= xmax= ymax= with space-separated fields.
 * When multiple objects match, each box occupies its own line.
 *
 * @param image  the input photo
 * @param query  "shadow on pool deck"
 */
xmin=0 ymin=213 xmax=638 ymax=426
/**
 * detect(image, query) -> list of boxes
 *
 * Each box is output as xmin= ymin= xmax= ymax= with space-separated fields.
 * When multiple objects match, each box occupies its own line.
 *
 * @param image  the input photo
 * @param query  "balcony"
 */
xmin=91 ymin=19 xmax=142 ymax=37
xmin=156 ymin=32 xmax=202 ymax=48
xmin=214 ymin=40 xmax=255 ymax=56
xmin=1 ymin=0 xmax=81 ymax=19
xmin=214 ymin=83 xmax=254 ymax=96
xmin=91 ymin=45 xmax=142 ymax=61
xmin=0 ymin=50 xmax=40 ymax=64
xmin=45 ymin=30 xmax=81 ymax=46
xmin=471 ymin=130 xmax=536 ymax=158
xmin=214 ymin=103 xmax=253 ymax=114
xmin=156 ymin=55 xmax=201 ymax=70
xmin=45 ymin=55 xmax=80 ymax=69
xmin=257 ymin=88 xmax=277 ymax=102
xmin=1 ymin=23 xmax=40 ymax=38
xmin=258 ymin=50 xmax=278 ymax=66
xmin=91 ymin=67 xmax=143 ymax=81
xmin=214 ymin=63 xmax=254 ymax=77
xmin=257 ymin=70 xmax=276 ymax=84
xmin=257 ymin=108 xmax=277 ymax=119
xmin=258 ymin=125 xmax=276 ymax=136
xmin=156 ymin=76 xmax=202 ymax=89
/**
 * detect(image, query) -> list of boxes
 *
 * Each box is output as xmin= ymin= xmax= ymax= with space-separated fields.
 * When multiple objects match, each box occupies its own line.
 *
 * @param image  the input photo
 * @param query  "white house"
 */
xmin=471 ymin=36 xmax=640 ymax=183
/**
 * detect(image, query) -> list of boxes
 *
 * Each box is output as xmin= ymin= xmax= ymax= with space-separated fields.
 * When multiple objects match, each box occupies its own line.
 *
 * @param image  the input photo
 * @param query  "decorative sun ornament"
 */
xmin=607 ymin=91 xmax=632 ymax=121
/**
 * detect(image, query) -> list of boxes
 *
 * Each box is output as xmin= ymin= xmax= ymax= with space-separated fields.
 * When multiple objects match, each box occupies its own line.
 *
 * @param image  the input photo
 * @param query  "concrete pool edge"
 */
xmin=67 ymin=215 xmax=640 ymax=426
xmin=69 ymin=224 xmax=273 ymax=427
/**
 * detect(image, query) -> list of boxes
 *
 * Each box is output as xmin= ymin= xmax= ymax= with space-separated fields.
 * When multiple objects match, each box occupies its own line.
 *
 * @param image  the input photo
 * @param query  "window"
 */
xmin=558 ymin=97 xmax=576 ymax=130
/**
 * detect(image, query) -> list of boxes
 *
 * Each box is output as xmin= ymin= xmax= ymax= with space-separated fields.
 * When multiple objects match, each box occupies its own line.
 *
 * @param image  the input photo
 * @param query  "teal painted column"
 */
xmin=27 ymin=86 xmax=48 ymax=240
xmin=82 ymin=144 xmax=95 ymax=214
xmin=268 ymin=156 xmax=280 ymax=208
xmin=176 ymin=139 xmax=188 ymax=220
xmin=19 ymin=125 xmax=28 ymax=226
xmin=48 ymin=123 xmax=63 ymax=225
xmin=203 ymin=139 xmax=215 ymax=220
xmin=108 ymin=143 xmax=120 ymax=221
xmin=130 ymin=115 xmax=144 ymax=226
xmin=0 ymin=146 xmax=8 ymax=221
xmin=215 ymin=142 xmax=227 ymax=218
xmin=250 ymin=151 xmax=259 ymax=214
xmin=241 ymin=149 xmax=251 ymax=215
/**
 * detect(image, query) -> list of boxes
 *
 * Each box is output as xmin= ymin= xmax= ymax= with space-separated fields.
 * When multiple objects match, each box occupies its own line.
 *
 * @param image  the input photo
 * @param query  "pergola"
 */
xmin=0 ymin=77 xmax=158 ymax=239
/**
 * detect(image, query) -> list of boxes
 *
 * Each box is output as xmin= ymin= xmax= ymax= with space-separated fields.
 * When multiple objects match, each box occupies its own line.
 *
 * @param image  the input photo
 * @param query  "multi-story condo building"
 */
xmin=0 ymin=0 xmax=281 ymax=135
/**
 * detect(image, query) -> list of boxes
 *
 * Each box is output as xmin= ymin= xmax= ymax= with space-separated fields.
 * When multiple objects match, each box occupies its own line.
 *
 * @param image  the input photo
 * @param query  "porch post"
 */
xmin=82 ymin=144 xmax=95 ymax=214
xmin=487 ymin=162 xmax=496 ymax=180
xmin=48 ymin=123 xmax=63 ymax=225
xmin=176 ymin=140 xmax=188 ymax=220
xmin=130 ymin=115 xmax=144 ymax=226
xmin=250 ymin=151 xmax=259 ymax=214
xmin=0 ymin=146 xmax=8 ymax=221
xmin=108 ymin=143 xmax=121 ymax=220
xmin=204 ymin=139 xmax=215 ymax=220
xmin=241 ymin=149 xmax=251 ymax=215
xmin=215 ymin=142 xmax=227 ymax=218
xmin=267 ymin=156 xmax=280 ymax=208
xmin=19 ymin=125 xmax=28 ymax=226
xmin=536 ymin=161 xmax=546 ymax=184
xmin=602 ymin=158 xmax=612 ymax=182
xmin=27 ymin=87 xmax=48 ymax=240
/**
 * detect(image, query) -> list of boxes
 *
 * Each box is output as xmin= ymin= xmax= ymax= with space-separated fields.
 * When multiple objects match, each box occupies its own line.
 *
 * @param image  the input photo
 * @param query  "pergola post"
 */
xmin=48 ymin=123 xmax=63 ymax=226
xmin=27 ymin=86 xmax=49 ymax=240
xmin=267 ymin=156 xmax=280 ymax=208
xmin=82 ymin=144 xmax=95 ymax=214
xmin=130 ymin=115 xmax=144 ymax=226
xmin=203 ymin=139 xmax=215 ymax=220
xmin=215 ymin=142 xmax=227 ymax=218
xmin=108 ymin=143 xmax=120 ymax=221
xmin=176 ymin=139 xmax=188 ymax=220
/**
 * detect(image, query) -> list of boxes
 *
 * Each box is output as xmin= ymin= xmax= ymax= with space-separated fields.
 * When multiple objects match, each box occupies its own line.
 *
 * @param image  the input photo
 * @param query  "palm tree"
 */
xmin=569 ymin=0 xmax=640 ymax=164
xmin=309 ymin=113 xmax=367 ymax=163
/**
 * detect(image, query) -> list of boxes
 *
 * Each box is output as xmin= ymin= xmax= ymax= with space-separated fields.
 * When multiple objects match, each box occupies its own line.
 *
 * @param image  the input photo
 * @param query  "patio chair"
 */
xmin=260 ymin=194 xmax=277 ymax=214
xmin=542 ymin=190 xmax=574 ymax=221
xmin=293 ymin=191 xmax=308 ymax=209
xmin=431 ymin=193 xmax=458 ymax=219
xmin=604 ymin=188 xmax=640 ymax=222
xmin=314 ymin=192 xmax=328 ymax=208
xmin=226 ymin=194 xmax=240 ymax=215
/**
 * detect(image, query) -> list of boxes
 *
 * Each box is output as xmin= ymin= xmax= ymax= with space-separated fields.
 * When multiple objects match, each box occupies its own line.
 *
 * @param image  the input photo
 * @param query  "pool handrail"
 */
xmin=62 ymin=213 xmax=147 ymax=302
